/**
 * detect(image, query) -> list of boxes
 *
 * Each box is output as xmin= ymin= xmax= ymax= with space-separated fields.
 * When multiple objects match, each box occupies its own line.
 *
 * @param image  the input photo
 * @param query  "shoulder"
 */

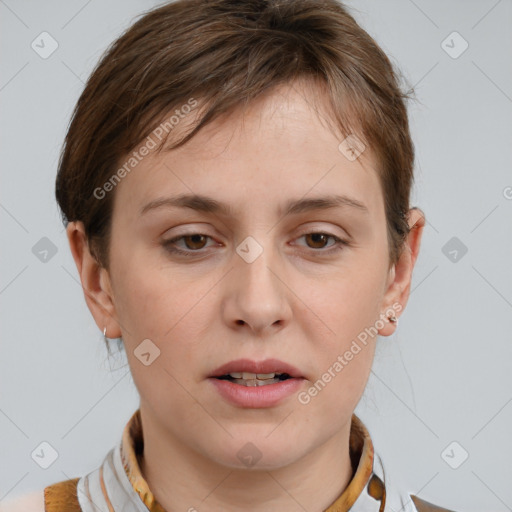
xmin=0 ymin=489 xmax=45 ymax=512
xmin=0 ymin=477 xmax=82 ymax=512
xmin=369 ymin=452 xmax=458 ymax=512
xmin=410 ymin=493 xmax=458 ymax=512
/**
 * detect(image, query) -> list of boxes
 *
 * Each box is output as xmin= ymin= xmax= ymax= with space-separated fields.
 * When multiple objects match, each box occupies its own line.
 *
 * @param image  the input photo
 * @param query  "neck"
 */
xmin=138 ymin=405 xmax=354 ymax=512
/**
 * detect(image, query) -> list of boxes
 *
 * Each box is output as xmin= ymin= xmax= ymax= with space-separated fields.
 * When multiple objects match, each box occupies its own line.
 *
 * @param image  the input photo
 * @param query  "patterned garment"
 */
xmin=119 ymin=410 xmax=382 ymax=512
xmin=44 ymin=409 xmax=455 ymax=511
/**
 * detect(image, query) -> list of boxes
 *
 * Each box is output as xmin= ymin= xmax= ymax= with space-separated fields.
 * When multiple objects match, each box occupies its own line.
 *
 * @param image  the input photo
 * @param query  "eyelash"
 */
xmin=162 ymin=231 xmax=349 ymax=258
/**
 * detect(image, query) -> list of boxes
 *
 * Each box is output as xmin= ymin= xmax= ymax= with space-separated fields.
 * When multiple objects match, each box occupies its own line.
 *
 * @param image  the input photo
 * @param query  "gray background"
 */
xmin=1 ymin=0 xmax=511 ymax=510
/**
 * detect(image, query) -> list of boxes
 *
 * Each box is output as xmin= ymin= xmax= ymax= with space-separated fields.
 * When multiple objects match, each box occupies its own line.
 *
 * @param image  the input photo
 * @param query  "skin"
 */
xmin=67 ymin=79 xmax=424 ymax=512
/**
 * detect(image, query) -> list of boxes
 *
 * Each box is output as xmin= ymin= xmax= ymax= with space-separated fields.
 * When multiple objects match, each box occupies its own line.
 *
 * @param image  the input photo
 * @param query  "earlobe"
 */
xmin=377 ymin=207 xmax=425 ymax=337
xmin=66 ymin=221 xmax=122 ymax=339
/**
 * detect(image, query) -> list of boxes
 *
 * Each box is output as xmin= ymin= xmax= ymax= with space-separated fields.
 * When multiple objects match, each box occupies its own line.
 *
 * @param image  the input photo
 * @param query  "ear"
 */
xmin=377 ymin=207 xmax=425 ymax=336
xmin=66 ymin=221 xmax=122 ymax=339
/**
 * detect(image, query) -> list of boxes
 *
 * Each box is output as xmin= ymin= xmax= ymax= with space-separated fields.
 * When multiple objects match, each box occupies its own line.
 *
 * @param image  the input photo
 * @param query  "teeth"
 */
xmin=256 ymin=373 xmax=276 ymax=379
xmin=222 ymin=371 xmax=289 ymax=386
xmin=229 ymin=372 xmax=277 ymax=379
xmin=232 ymin=378 xmax=280 ymax=387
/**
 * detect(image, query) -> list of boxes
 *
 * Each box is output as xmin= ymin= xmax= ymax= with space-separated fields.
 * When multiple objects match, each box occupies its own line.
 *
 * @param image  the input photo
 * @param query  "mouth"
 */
xmin=209 ymin=358 xmax=304 ymax=382
xmin=208 ymin=358 xmax=305 ymax=408
xmin=214 ymin=371 xmax=294 ymax=387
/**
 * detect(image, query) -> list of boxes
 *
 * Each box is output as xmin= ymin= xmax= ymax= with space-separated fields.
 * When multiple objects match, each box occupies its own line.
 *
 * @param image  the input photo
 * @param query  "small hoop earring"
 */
xmin=388 ymin=315 xmax=398 ymax=324
xmin=103 ymin=326 xmax=123 ymax=343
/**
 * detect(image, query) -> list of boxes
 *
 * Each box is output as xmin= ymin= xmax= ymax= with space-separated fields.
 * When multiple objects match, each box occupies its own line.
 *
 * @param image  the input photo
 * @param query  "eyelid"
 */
xmin=294 ymin=223 xmax=348 ymax=238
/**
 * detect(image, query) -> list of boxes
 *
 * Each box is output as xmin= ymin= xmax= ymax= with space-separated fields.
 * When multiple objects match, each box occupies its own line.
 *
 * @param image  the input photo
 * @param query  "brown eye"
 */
xmin=163 ymin=233 xmax=215 ymax=256
xmin=304 ymin=233 xmax=331 ymax=249
xmin=181 ymin=234 xmax=208 ymax=250
xmin=294 ymin=231 xmax=348 ymax=255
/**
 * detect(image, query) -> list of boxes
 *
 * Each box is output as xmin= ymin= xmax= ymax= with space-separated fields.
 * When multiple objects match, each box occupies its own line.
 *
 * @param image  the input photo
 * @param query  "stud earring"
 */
xmin=388 ymin=315 xmax=398 ymax=324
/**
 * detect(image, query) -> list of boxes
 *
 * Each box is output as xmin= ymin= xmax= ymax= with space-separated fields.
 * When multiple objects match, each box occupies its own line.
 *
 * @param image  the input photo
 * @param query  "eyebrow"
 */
xmin=139 ymin=193 xmax=369 ymax=217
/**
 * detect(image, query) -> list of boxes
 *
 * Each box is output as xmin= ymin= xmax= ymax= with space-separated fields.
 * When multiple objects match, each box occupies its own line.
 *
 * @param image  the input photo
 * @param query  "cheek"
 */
xmin=110 ymin=245 xmax=196 ymax=337
xmin=300 ymin=264 xmax=386 ymax=344
xmin=110 ymin=253 xmax=217 ymax=389
xmin=292 ymin=258 xmax=385 ymax=404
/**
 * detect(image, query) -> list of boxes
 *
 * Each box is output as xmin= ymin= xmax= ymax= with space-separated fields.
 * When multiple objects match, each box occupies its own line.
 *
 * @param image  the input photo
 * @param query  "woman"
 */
xmin=3 ymin=0 xmax=457 ymax=510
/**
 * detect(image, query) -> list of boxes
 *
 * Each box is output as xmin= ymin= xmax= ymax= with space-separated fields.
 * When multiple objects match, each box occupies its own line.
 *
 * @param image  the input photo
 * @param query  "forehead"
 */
xmin=112 ymin=81 xmax=383 ymax=223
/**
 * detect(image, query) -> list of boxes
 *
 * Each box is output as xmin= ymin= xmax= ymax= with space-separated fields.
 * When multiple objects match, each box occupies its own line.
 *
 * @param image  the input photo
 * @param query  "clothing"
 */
xmin=43 ymin=409 xmax=456 ymax=512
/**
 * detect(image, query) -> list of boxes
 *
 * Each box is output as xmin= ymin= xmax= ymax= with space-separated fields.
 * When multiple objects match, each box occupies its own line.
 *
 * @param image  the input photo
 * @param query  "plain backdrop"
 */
xmin=1 ymin=1 xmax=511 ymax=510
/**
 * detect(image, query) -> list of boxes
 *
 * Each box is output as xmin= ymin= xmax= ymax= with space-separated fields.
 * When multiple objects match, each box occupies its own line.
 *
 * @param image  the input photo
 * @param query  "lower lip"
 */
xmin=208 ymin=377 xmax=305 ymax=408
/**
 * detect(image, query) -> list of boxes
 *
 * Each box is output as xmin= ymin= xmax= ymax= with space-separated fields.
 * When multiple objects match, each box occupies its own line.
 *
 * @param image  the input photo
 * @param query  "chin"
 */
xmin=203 ymin=433 xmax=307 ymax=471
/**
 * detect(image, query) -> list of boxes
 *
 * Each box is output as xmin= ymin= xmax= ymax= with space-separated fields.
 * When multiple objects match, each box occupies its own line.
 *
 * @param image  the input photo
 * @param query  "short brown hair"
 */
xmin=55 ymin=0 xmax=415 ymax=272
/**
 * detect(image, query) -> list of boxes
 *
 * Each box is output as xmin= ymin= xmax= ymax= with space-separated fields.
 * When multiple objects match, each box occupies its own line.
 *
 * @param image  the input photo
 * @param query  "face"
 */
xmin=80 ymin=81 xmax=409 ymax=470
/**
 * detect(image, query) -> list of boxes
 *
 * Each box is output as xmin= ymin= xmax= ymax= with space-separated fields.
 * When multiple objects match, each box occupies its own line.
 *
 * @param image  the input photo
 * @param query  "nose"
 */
xmin=222 ymin=240 xmax=292 ymax=336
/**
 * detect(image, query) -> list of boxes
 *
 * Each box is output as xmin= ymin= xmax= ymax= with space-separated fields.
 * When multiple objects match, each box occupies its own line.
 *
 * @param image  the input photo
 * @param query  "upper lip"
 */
xmin=209 ymin=358 xmax=304 ymax=378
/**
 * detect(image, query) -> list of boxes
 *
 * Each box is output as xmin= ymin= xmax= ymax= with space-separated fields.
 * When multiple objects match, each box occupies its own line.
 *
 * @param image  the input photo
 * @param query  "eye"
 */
xmin=163 ymin=233 xmax=216 ymax=256
xmin=294 ymin=231 xmax=348 ymax=253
